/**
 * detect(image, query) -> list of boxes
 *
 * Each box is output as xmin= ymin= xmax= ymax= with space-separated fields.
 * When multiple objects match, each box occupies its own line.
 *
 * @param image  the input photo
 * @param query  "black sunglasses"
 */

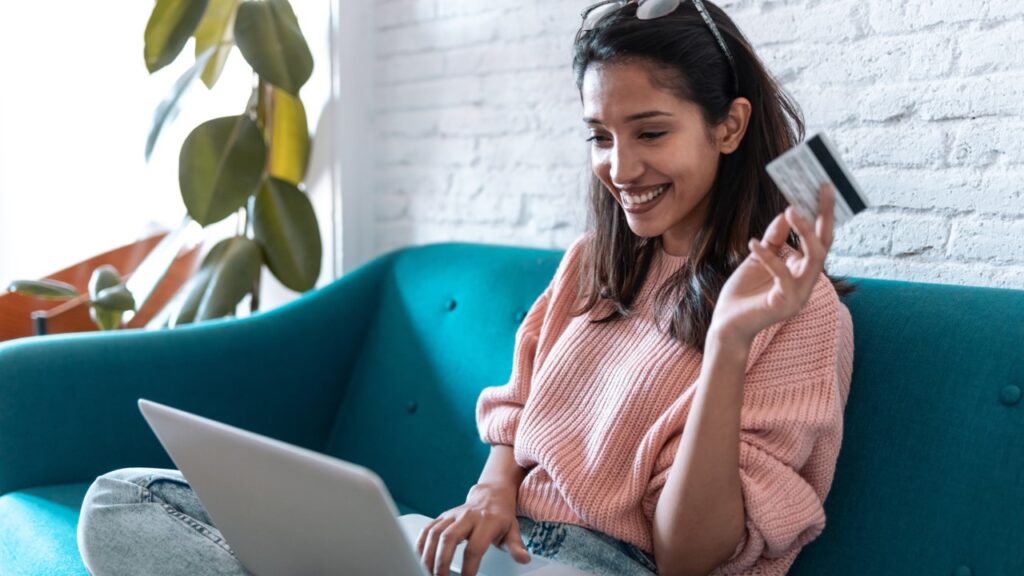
xmin=579 ymin=0 xmax=740 ymax=94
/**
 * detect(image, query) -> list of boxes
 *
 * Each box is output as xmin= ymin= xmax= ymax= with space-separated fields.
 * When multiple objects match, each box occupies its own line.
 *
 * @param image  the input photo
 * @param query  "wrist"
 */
xmin=469 ymin=481 xmax=518 ymax=500
xmin=697 ymin=333 xmax=751 ymax=398
xmin=704 ymin=328 xmax=753 ymax=367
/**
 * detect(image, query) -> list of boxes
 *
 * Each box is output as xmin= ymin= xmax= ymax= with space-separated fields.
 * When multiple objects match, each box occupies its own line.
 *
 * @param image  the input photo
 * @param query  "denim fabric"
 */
xmin=517 ymin=516 xmax=658 ymax=576
xmin=77 ymin=468 xmax=250 ymax=576
xmin=78 ymin=468 xmax=657 ymax=576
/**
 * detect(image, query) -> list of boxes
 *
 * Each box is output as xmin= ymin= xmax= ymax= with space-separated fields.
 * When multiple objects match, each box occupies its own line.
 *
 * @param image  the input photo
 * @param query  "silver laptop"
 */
xmin=138 ymin=399 xmax=591 ymax=576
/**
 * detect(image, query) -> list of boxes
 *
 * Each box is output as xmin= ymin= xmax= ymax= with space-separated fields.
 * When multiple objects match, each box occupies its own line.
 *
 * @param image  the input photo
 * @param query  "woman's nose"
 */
xmin=609 ymin=143 xmax=643 ymax=185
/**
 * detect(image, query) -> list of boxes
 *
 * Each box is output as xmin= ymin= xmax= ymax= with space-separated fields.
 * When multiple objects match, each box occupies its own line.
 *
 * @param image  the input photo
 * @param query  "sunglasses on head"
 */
xmin=579 ymin=0 xmax=740 ymax=94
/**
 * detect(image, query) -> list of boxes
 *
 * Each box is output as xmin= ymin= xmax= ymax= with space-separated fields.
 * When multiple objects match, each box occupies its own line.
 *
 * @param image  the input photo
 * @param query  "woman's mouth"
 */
xmin=620 ymin=183 xmax=670 ymax=213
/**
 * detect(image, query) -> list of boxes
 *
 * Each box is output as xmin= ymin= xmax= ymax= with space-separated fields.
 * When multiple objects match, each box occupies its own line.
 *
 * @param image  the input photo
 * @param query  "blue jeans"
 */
xmin=516 ymin=517 xmax=658 ymax=575
xmin=78 ymin=468 xmax=657 ymax=576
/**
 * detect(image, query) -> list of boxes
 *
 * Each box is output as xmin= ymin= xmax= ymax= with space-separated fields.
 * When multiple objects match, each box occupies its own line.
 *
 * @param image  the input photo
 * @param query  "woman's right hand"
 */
xmin=415 ymin=482 xmax=532 ymax=576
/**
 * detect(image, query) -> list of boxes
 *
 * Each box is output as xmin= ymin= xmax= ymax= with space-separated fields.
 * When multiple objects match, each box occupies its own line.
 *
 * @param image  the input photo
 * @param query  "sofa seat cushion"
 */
xmin=0 ymin=483 xmax=90 ymax=576
xmin=0 ymin=481 xmax=422 ymax=575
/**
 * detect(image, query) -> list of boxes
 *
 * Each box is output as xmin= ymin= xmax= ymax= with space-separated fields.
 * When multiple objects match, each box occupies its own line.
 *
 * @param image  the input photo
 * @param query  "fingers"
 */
xmin=434 ymin=517 xmax=474 ymax=576
xmin=420 ymin=516 xmax=455 ymax=575
xmin=424 ymin=517 xmax=531 ymax=576
xmin=502 ymin=520 xmax=532 ymax=564
xmin=744 ymin=184 xmax=838 ymax=315
xmin=450 ymin=521 xmax=532 ymax=576
xmin=748 ymin=238 xmax=795 ymax=292
xmin=815 ymin=183 xmax=836 ymax=249
xmin=416 ymin=519 xmax=437 ymax=555
xmin=459 ymin=524 xmax=502 ymax=576
xmin=784 ymin=206 xmax=824 ymax=276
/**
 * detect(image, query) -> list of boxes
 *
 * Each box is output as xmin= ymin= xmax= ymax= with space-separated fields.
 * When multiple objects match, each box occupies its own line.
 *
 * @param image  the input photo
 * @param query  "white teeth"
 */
xmin=622 ymin=184 xmax=669 ymax=206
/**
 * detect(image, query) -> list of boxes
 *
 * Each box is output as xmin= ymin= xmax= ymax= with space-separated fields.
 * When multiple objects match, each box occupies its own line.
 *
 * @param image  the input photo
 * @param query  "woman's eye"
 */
xmin=586 ymin=131 xmax=666 ymax=144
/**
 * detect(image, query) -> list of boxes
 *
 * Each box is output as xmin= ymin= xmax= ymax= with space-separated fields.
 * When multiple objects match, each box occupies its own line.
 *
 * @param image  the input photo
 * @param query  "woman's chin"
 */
xmin=624 ymin=219 xmax=664 ymax=239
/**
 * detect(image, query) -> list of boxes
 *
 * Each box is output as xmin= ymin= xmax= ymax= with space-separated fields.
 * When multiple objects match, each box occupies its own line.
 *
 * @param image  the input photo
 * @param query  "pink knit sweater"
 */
xmin=476 ymin=234 xmax=854 ymax=575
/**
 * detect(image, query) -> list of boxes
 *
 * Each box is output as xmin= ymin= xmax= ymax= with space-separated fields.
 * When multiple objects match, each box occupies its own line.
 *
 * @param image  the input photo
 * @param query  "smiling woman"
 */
xmin=581 ymin=64 xmax=742 ymax=255
xmin=417 ymin=2 xmax=856 ymax=576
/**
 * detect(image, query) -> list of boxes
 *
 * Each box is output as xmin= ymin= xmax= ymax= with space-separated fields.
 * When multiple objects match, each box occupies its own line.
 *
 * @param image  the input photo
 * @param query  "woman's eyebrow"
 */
xmin=583 ymin=110 xmax=674 ymax=125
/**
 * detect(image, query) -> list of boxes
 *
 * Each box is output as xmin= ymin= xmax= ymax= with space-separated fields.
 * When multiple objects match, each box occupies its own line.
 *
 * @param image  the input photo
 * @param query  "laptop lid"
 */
xmin=138 ymin=399 xmax=429 ymax=576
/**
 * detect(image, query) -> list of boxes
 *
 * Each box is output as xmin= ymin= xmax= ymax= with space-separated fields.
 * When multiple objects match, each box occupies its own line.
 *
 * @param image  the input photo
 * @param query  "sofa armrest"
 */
xmin=0 ymin=254 xmax=393 ymax=495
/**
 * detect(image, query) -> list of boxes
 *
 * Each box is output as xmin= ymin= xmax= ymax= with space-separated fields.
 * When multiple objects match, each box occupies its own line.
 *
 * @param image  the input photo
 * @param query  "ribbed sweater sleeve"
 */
xmin=475 ymin=284 xmax=552 ymax=446
xmin=711 ymin=273 xmax=855 ymax=575
xmin=476 ymin=234 xmax=588 ymax=446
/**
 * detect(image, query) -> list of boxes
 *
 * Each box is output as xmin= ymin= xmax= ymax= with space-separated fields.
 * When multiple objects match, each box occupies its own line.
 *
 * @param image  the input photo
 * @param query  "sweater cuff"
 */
xmin=712 ymin=442 xmax=826 ymax=573
xmin=477 ymin=405 xmax=520 ymax=446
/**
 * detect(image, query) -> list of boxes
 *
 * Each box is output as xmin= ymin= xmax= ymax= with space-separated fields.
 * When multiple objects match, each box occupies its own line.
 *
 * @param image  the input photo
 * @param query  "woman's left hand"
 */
xmin=709 ymin=183 xmax=836 ymax=349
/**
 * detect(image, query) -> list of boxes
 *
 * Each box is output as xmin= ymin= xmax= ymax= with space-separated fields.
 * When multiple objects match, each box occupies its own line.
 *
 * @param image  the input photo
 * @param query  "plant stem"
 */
xmin=251 ymin=268 xmax=261 ymax=313
xmin=249 ymin=74 xmax=271 ymax=316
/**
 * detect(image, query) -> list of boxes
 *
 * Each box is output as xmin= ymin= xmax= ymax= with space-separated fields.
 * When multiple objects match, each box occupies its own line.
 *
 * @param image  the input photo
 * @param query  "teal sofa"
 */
xmin=1 ymin=243 xmax=1022 ymax=575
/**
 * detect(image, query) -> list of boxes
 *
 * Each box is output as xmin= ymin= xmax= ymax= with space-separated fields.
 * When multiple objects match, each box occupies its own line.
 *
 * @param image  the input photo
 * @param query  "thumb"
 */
xmin=503 ymin=522 xmax=531 ymax=564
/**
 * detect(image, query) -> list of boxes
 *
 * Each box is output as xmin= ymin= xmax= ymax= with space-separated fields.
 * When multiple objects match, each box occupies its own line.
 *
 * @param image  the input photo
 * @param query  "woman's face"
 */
xmin=581 ymin=61 xmax=749 ymax=256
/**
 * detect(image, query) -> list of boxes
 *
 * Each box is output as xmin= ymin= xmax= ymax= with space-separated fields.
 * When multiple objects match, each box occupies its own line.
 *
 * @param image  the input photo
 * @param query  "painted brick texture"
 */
xmin=372 ymin=0 xmax=1024 ymax=289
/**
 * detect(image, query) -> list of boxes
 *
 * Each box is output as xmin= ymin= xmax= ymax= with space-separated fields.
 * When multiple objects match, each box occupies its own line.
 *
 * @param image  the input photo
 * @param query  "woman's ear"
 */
xmin=717 ymin=97 xmax=752 ymax=155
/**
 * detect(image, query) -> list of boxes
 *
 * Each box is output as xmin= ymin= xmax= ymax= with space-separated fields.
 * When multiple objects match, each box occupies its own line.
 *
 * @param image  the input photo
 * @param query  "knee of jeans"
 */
xmin=82 ymin=467 xmax=171 ymax=510
xmin=78 ymin=468 xmax=170 ymax=567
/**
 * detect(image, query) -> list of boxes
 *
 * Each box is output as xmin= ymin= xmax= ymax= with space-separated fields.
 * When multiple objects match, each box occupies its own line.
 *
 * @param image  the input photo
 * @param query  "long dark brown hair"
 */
xmin=571 ymin=0 xmax=854 ymax=350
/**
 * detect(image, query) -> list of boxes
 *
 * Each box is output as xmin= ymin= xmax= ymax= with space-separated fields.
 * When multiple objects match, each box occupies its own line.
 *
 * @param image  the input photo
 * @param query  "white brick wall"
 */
xmin=370 ymin=0 xmax=1024 ymax=289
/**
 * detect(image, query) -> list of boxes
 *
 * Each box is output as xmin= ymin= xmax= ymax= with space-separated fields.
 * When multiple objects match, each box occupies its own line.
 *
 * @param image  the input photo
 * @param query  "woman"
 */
xmin=415 ymin=1 xmax=853 ymax=576
xmin=77 ymin=1 xmax=853 ymax=575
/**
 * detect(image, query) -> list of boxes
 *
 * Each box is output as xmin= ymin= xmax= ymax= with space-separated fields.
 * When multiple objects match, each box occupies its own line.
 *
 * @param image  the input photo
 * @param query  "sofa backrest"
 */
xmin=326 ymin=243 xmax=1024 ymax=575
xmin=792 ymin=277 xmax=1024 ymax=574
xmin=325 ymin=243 xmax=561 ymax=514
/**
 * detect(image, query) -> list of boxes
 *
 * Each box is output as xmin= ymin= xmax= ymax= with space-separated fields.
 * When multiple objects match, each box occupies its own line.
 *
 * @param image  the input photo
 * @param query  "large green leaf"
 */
xmin=253 ymin=178 xmax=321 ymax=291
xmin=146 ymin=46 xmax=216 ymax=161
xmin=6 ymin=279 xmax=80 ymax=300
xmin=179 ymin=115 xmax=267 ymax=226
xmin=267 ymin=86 xmax=310 ymax=184
xmin=175 ymin=236 xmax=262 ymax=324
xmin=234 ymin=0 xmax=313 ymax=95
xmin=194 ymin=0 xmax=241 ymax=88
xmin=144 ymin=0 xmax=210 ymax=73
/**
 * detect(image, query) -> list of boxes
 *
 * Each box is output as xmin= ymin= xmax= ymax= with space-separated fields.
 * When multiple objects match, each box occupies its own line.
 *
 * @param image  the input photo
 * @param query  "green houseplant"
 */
xmin=6 ymin=0 xmax=321 ymax=331
xmin=145 ymin=0 xmax=322 ymax=324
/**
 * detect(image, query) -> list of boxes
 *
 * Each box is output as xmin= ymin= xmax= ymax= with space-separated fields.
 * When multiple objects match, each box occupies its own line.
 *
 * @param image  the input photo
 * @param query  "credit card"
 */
xmin=766 ymin=132 xmax=870 ymax=227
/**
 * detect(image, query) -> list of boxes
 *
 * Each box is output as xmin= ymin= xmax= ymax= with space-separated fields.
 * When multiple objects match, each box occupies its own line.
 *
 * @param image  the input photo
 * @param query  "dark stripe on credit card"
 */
xmin=807 ymin=135 xmax=867 ymax=214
